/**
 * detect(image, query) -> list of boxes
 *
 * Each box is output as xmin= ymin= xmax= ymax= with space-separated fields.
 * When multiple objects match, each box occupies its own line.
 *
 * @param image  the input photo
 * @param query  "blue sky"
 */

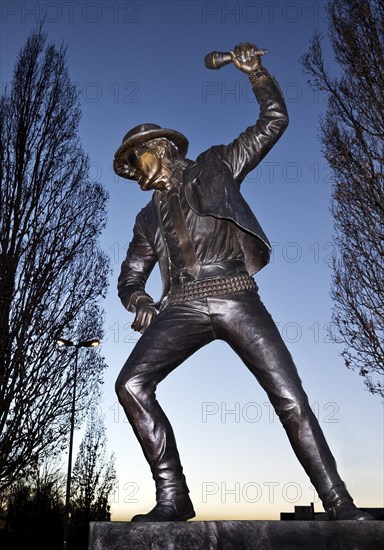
xmin=1 ymin=0 xmax=383 ymax=521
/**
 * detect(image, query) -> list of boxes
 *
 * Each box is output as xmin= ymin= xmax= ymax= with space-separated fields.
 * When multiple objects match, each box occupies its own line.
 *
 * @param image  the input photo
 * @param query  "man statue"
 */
xmin=113 ymin=43 xmax=372 ymax=522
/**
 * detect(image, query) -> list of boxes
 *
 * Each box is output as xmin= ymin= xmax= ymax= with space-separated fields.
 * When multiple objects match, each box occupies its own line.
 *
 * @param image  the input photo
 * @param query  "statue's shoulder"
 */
xmin=194 ymin=145 xmax=232 ymax=183
xmin=135 ymin=199 xmax=156 ymax=224
xmin=195 ymin=144 xmax=225 ymax=165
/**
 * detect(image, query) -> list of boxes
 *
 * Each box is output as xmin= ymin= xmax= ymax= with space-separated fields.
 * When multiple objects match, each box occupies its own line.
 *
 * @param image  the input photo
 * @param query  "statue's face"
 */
xmin=129 ymin=139 xmax=174 ymax=191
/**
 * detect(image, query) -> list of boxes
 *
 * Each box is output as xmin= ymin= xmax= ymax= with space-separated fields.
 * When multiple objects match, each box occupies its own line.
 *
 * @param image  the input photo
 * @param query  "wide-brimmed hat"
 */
xmin=113 ymin=123 xmax=189 ymax=180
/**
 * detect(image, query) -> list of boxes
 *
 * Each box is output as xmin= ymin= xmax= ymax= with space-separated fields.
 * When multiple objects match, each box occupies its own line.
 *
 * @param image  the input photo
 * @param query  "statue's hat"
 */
xmin=113 ymin=123 xmax=189 ymax=180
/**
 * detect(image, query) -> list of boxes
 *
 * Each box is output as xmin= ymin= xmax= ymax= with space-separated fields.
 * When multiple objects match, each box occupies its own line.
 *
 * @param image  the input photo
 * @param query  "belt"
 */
xmin=173 ymin=259 xmax=247 ymax=284
xmin=167 ymin=273 xmax=257 ymax=305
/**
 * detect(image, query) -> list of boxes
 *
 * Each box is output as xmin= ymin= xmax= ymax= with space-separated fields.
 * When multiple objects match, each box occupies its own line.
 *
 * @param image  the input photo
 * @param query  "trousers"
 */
xmin=115 ymin=289 xmax=349 ymax=509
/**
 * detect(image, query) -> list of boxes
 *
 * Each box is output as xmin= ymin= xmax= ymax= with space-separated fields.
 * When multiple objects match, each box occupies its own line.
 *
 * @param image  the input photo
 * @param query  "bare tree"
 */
xmin=0 ymin=460 xmax=65 ymax=549
xmin=301 ymin=0 xmax=384 ymax=396
xmin=70 ymin=408 xmax=117 ymax=548
xmin=0 ymin=26 xmax=110 ymax=491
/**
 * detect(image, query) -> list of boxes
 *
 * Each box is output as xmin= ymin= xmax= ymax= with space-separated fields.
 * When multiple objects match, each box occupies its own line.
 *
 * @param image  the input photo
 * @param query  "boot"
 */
xmin=326 ymin=497 xmax=374 ymax=521
xmin=131 ymin=492 xmax=195 ymax=522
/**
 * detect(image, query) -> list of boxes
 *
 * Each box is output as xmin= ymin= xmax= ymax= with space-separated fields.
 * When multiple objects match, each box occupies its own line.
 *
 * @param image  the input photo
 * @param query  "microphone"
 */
xmin=204 ymin=49 xmax=267 ymax=70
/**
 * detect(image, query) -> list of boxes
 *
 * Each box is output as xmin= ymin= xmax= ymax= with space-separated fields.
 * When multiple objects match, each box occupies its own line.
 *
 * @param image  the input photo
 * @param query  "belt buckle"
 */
xmin=178 ymin=271 xmax=187 ymax=284
xmin=178 ymin=269 xmax=198 ymax=285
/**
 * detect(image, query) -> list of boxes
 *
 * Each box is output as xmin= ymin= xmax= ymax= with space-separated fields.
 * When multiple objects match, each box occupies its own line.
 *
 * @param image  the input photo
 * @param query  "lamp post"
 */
xmin=56 ymin=337 xmax=100 ymax=550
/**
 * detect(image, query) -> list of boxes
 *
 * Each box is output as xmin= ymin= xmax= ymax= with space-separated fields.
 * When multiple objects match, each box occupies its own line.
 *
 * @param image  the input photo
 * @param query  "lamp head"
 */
xmin=78 ymin=339 xmax=100 ymax=348
xmin=56 ymin=338 xmax=74 ymax=347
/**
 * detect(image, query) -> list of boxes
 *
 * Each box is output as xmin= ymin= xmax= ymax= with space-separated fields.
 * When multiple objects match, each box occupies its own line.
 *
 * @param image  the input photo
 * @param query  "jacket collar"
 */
xmin=183 ymin=162 xmax=201 ymax=184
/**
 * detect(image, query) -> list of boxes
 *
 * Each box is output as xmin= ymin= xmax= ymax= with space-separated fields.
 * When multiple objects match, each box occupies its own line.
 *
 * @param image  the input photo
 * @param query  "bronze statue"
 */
xmin=113 ymin=43 xmax=373 ymax=522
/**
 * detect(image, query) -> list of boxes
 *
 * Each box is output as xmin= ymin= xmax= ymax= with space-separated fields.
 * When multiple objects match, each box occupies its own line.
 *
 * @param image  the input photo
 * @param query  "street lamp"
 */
xmin=56 ymin=337 xmax=100 ymax=550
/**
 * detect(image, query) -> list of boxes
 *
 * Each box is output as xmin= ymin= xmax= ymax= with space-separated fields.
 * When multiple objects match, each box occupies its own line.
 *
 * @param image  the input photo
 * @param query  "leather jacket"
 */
xmin=118 ymin=76 xmax=289 ymax=311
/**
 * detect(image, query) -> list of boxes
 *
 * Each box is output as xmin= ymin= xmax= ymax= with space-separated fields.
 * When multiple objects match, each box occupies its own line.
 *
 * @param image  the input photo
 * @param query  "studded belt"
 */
xmin=167 ymin=273 xmax=257 ymax=305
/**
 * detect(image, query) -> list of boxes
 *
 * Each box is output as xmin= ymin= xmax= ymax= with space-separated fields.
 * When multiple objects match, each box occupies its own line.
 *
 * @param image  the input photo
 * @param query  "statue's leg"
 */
xmin=210 ymin=290 xmax=373 ymax=520
xmin=116 ymin=299 xmax=214 ymax=521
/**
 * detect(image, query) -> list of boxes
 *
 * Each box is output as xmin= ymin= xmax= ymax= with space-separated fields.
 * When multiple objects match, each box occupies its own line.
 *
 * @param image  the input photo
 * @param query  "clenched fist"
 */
xmin=230 ymin=42 xmax=264 ymax=74
xmin=131 ymin=296 xmax=157 ymax=333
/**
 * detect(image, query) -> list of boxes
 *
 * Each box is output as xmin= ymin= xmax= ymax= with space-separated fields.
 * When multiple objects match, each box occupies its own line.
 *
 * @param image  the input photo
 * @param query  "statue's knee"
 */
xmin=115 ymin=373 xmax=136 ymax=402
xmin=275 ymin=396 xmax=306 ymax=424
xmin=115 ymin=376 xmax=125 ymax=401
xmin=116 ymin=372 xmax=151 ymax=404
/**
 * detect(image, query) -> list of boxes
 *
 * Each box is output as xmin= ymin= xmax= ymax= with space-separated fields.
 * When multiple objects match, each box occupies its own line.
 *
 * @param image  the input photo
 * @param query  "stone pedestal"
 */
xmin=89 ymin=520 xmax=384 ymax=550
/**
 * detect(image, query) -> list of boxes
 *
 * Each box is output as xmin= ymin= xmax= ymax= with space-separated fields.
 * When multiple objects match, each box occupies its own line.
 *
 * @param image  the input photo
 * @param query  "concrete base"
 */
xmin=89 ymin=520 xmax=384 ymax=550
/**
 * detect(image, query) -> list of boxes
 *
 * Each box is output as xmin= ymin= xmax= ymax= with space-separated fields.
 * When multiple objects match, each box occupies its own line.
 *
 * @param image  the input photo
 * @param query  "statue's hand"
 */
xmin=131 ymin=297 xmax=157 ymax=333
xmin=230 ymin=42 xmax=263 ymax=74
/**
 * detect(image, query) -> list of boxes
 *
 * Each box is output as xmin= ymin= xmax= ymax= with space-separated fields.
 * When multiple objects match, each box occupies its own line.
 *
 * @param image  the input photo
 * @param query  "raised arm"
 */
xmin=221 ymin=43 xmax=289 ymax=184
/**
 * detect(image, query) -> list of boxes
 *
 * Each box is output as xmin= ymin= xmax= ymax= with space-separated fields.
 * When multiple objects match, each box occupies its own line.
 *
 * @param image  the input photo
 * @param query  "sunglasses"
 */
xmin=128 ymin=141 xmax=162 ymax=169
